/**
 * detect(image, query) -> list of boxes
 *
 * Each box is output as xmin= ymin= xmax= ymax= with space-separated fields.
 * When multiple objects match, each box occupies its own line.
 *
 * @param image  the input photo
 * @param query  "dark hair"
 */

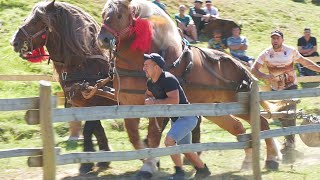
xmin=304 ymin=27 xmax=311 ymax=32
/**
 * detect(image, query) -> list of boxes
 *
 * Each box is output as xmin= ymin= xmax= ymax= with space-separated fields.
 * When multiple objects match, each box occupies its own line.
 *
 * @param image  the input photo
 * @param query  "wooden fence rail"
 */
xmin=1 ymin=81 xmax=320 ymax=180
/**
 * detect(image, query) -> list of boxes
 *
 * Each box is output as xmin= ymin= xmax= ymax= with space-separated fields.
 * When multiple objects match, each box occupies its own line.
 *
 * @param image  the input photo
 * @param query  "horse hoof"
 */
xmin=135 ymin=171 xmax=153 ymax=180
xmin=97 ymin=162 xmax=111 ymax=169
xmin=79 ymin=163 xmax=94 ymax=175
xmin=240 ymin=161 xmax=252 ymax=171
xmin=265 ymin=160 xmax=279 ymax=171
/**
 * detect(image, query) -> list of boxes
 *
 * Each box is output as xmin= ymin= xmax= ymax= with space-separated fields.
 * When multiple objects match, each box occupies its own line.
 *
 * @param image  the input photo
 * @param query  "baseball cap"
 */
xmin=194 ymin=0 xmax=203 ymax=3
xmin=143 ymin=53 xmax=166 ymax=69
xmin=270 ymin=30 xmax=283 ymax=38
xmin=205 ymin=0 xmax=212 ymax=3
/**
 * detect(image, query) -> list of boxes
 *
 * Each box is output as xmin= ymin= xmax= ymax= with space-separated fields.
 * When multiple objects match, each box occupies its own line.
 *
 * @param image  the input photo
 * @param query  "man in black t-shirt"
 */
xmin=143 ymin=53 xmax=211 ymax=180
xmin=297 ymin=28 xmax=319 ymax=76
xmin=189 ymin=0 xmax=207 ymax=35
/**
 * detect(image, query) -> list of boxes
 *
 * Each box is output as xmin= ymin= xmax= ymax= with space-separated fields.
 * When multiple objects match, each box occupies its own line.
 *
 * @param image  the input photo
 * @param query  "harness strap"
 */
xmin=116 ymin=67 xmax=146 ymax=77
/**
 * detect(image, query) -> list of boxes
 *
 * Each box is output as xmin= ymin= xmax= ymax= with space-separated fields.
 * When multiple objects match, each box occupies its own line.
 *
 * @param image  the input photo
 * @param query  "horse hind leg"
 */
xmin=79 ymin=121 xmax=96 ymax=174
xmin=92 ymin=120 xmax=112 ymax=169
xmin=237 ymin=114 xmax=280 ymax=171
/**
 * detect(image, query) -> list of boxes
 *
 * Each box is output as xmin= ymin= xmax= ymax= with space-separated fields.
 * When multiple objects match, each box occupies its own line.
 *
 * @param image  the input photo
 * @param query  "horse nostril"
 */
xmin=103 ymin=37 xmax=109 ymax=43
xmin=12 ymin=41 xmax=19 ymax=47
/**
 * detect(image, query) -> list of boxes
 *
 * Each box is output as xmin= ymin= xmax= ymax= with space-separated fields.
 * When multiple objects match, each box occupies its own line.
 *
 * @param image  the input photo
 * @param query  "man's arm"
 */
xmin=251 ymin=62 xmax=274 ymax=81
xmin=145 ymin=89 xmax=179 ymax=105
xmin=296 ymin=56 xmax=320 ymax=72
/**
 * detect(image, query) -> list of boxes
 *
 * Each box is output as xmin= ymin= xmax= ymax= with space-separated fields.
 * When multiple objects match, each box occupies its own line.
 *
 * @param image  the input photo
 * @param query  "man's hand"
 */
xmin=145 ymin=97 xmax=156 ymax=105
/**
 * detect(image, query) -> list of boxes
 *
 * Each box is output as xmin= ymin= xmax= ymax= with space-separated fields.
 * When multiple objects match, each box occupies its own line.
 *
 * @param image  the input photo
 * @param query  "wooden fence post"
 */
xmin=39 ymin=80 xmax=56 ymax=180
xmin=250 ymin=79 xmax=261 ymax=180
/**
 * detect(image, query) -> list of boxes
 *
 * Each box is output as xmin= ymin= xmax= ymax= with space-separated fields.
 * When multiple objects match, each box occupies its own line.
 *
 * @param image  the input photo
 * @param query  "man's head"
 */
xmin=303 ymin=27 xmax=311 ymax=38
xmin=143 ymin=53 xmax=165 ymax=78
xmin=270 ymin=30 xmax=284 ymax=50
xmin=205 ymin=0 xmax=212 ymax=9
xmin=212 ymin=30 xmax=222 ymax=41
xmin=194 ymin=0 xmax=203 ymax=9
xmin=232 ymin=26 xmax=241 ymax=37
xmin=179 ymin=5 xmax=186 ymax=15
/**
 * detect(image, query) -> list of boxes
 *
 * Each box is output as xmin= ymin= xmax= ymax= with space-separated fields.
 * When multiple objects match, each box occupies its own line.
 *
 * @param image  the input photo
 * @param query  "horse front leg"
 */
xmin=136 ymin=117 xmax=165 ymax=180
xmin=92 ymin=120 xmax=112 ymax=169
xmin=79 ymin=120 xmax=96 ymax=174
xmin=124 ymin=118 xmax=144 ymax=150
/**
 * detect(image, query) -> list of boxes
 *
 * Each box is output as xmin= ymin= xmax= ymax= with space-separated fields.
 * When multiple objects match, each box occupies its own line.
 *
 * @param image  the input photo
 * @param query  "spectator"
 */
xmin=297 ymin=28 xmax=319 ymax=76
xmin=251 ymin=30 xmax=320 ymax=163
xmin=143 ymin=53 xmax=211 ymax=180
xmin=152 ymin=0 xmax=167 ymax=13
xmin=208 ymin=30 xmax=227 ymax=52
xmin=203 ymin=0 xmax=219 ymax=21
xmin=227 ymin=26 xmax=254 ymax=65
xmin=189 ymin=0 xmax=207 ymax=34
xmin=175 ymin=5 xmax=198 ymax=43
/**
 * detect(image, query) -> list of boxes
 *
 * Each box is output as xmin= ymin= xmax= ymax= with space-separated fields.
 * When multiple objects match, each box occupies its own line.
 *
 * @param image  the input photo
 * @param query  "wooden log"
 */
xmin=0 ymin=148 xmax=60 ymax=159
xmin=0 ymin=75 xmax=55 ymax=81
xmin=250 ymin=80 xmax=261 ymax=180
xmin=0 ymin=96 xmax=56 ymax=111
xmin=39 ymin=80 xmax=56 ymax=180
xmin=237 ymin=124 xmax=320 ymax=142
xmin=25 ymin=102 xmax=248 ymax=123
xmin=28 ymin=141 xmax=250 ymax=167
xmin=297 ymin=76 xmax=320 ymax=83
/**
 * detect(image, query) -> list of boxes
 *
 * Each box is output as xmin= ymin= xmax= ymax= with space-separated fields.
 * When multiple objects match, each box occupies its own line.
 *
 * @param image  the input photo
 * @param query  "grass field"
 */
xmin=1 ymin=0 xmax=320 ymax=179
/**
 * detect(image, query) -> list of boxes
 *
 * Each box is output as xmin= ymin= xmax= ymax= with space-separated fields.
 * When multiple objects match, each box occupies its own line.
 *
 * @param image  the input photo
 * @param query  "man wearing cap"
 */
xmin=251 ymin=30 xmax=320 ymax=163
xmin=297 ymin=28 xmax=319 ymax=76
xmin=203 ymin=0 xmax=219 ymax=20
xmin=143 ymin=53 xmax=211 ymax=180
xmin=189 ymin=0 xmax=207 ymax=34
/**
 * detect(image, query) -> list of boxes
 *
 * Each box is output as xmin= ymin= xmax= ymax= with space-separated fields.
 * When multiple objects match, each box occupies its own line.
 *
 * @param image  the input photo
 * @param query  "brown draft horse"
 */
xmin=98 ymin=0 xmax=280 ymax=178
xmin=10 ymin=1 xmax=116 ymax=174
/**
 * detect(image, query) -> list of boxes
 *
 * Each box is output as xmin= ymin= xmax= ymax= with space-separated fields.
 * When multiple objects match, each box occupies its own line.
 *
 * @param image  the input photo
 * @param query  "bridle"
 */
xmin=19 ymin=25 xmax=49 ymax=53
xmin=101 ymin=17 xmax=134 ymax=40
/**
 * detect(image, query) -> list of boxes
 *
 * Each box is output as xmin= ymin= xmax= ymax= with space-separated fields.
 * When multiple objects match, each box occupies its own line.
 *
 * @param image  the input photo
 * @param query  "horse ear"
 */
xmin=46 ymin=0 xmax=56 ymax=11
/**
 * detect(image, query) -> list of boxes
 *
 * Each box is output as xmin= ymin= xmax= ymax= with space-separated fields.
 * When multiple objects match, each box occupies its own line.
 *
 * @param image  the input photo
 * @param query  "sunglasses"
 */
xmin=214 ymin=36 xmax=221 ymax=38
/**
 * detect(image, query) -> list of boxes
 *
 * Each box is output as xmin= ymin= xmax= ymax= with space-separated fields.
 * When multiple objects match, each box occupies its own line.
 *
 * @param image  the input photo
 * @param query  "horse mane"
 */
xmin=30 ymin=1 xmax=106 ymax=65
xmin=103 ymin=0 xmax=182 ymax=50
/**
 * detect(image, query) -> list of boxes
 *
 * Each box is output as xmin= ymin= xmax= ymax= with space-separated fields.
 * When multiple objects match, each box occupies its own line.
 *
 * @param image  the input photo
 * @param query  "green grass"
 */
xmin=1 ymin=0 xmax=320 ymax=179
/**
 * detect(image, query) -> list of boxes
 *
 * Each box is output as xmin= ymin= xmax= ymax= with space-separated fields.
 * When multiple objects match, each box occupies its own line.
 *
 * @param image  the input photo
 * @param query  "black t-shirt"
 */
xmin=189 ymin=7 xmax=206 ymax=30
xmin=147 ymin=71 xmax=188 ymax=105
xmin=297 ymin=36 xmax=317 ymax=49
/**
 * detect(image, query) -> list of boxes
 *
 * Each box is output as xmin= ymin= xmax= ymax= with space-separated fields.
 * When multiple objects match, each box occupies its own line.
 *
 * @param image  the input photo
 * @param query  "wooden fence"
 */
xmin=1 ymin=80 xmax=320 ymax=180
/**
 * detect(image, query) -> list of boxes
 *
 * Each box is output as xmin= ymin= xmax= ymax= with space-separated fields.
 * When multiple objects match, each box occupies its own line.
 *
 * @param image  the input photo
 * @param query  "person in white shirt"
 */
xmin=251 ymin=30 xmax=320 ymax=163
xmin=203 ymin=0 xmax=219 ymax=21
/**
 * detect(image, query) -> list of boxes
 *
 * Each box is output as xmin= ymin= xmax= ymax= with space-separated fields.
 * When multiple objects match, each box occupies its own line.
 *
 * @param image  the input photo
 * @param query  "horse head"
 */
xmin=10 ymin=1 xmax=55 ymax=62
xmin=99 ymin=0 xmax=139 ymax=49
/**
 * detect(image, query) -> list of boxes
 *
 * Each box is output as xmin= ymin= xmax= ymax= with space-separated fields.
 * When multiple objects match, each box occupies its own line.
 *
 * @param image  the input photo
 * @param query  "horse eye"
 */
xmin=117 ymin=14 xmax=122 ymax=19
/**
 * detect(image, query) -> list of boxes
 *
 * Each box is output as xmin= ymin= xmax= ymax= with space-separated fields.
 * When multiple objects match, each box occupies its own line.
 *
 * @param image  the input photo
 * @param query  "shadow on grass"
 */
xmin=61 ymin=169 xmax=256 ymax=180
xmin=57 ymin=140 xmax=82 ymax=151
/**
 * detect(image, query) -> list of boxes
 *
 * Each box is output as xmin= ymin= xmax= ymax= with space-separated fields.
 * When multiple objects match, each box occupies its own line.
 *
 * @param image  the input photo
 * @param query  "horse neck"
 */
xmin=116 ymin=38 xmax=145 ymax=71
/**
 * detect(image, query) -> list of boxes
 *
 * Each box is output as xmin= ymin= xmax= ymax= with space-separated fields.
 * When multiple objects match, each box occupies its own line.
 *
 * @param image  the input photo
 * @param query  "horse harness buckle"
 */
xmin=61 ymin=72 xmax=68 ymax=81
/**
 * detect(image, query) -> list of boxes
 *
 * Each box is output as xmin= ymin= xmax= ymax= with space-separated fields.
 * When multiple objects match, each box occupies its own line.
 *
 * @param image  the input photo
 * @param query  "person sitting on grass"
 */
xmin=227 ymin=26 xmax=254 ymax=65
xmin=208 ymin=30 xmax=227 ymax=52
xmin=175 ymin=5 xmax=199 ymax=43
xmin=297 ymin=27 xmax=319 ymax=76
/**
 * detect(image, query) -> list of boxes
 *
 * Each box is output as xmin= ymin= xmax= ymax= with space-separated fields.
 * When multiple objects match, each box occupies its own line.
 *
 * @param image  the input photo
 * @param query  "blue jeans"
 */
xmin=167 ymin=116 xmax=198 ymax=145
